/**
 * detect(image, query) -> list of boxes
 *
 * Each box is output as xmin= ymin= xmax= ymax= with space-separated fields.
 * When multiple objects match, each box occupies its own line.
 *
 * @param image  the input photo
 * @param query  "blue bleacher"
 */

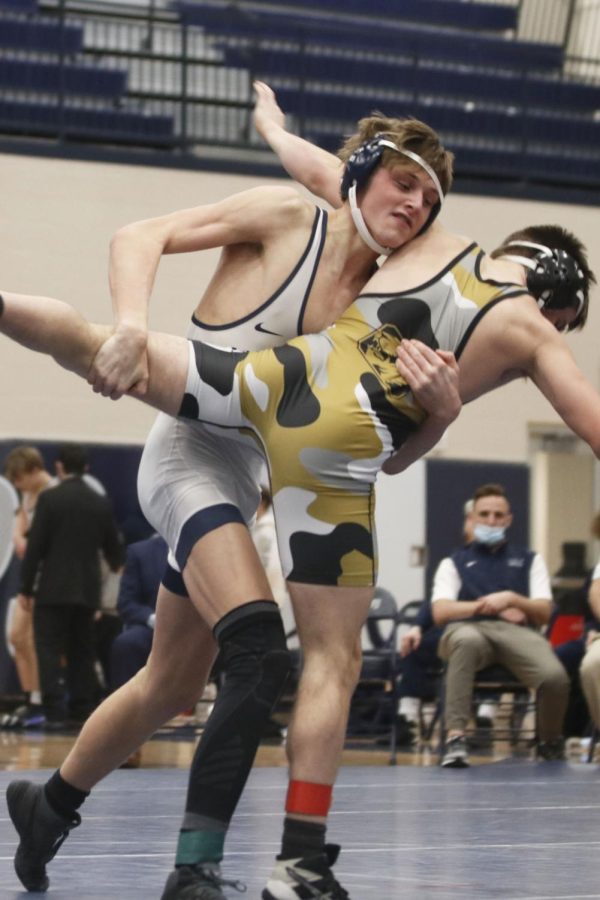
xmin=0 ymin=58 xmax=127 ymax=99
xmin=245 ymin=0 xmax=518 ymax=32
xmin=222 ymin=45 xmax=600 ymax=116
xmin=0 ymin=15 xmax=84 ymax=55
xmin=176 ymin=2 xmax=562 ymax=71
xmin=0 ymin=0 xmax=38 ymax=12
xmin=0 ymin=97 xmax=175 ymax=146
xmin=0 ymin=8 xmax=173 ymax=149
xmin=271 ymin=85 xmax=600 ymax=153
xmin=308 ymin=126 xmax=600 ymax=187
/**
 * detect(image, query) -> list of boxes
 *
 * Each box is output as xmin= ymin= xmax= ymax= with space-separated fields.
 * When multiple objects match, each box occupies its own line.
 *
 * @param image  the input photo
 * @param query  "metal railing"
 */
xmin=0 ymin=0 xmax=598 ymax=188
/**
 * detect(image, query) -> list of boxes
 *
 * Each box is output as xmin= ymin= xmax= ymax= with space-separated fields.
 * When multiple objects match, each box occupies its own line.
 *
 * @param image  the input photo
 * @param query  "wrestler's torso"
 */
xmin=190 ymin=206 xmax=328 ymax=349
xmin=275 ymin=241 xmax=527 ymax=449
xmin=139 ymin=200 xmax=374 ymax=551
xmin=191 ymin=197 xmax=374 ymax=345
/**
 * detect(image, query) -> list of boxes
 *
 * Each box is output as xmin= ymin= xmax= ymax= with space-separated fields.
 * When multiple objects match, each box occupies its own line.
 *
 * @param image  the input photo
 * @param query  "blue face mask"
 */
xmin=473 ymin=523 xmax=506 ymax=546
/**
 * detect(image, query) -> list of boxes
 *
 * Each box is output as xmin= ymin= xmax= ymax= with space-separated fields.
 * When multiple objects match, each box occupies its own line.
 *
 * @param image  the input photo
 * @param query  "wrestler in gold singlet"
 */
xmin=179 ymin=242 xmax=527 ymax=587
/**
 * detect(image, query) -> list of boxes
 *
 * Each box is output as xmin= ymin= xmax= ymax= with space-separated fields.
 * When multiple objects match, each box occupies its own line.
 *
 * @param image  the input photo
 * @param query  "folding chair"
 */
xmin=436 ymin=663 xmax=537 ymax=760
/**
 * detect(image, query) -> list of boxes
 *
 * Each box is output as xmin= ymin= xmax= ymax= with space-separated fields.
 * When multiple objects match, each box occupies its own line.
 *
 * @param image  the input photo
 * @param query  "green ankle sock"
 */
xmin=175 ymin=830 xmax=225 ymax=866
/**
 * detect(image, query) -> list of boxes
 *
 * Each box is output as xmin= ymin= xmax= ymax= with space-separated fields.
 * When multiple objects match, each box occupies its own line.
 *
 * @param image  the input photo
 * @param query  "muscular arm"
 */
xmin=430 ymin=557 xmax=483 ymax=625
xmin=485 ymin=300 xmax=600 ymax=457
xmin=91 ymin=185 xmax=308 ymax=399
xmin=529 ymin=336 xmax=600 ymax=457
xmin=253 ymin=80 xmax=344 ymax=208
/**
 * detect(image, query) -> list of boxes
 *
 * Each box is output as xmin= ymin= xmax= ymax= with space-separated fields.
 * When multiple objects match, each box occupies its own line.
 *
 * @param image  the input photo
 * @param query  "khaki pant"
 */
xmin=580 ymin=636 xmax=600 ymax=728
xmin=438 ymin=619 xmax=569 ymax=740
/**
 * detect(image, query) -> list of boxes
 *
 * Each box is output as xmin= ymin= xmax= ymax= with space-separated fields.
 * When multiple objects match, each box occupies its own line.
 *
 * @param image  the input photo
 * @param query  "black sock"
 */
xmin=280 ymin=817 xmax=326 ymax=860
xmin=44 ymin=770 xmax=89 ymax=819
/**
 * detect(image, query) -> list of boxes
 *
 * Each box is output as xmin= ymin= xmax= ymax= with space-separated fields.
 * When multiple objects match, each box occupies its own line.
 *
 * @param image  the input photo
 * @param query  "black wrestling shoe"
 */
xmin=161 ymin=863 xmax=246 ymax=899
xmin=6 ymin=780 xmax=80 ymax=892
xmin=262 ymin=843 xmax=350 ymax=899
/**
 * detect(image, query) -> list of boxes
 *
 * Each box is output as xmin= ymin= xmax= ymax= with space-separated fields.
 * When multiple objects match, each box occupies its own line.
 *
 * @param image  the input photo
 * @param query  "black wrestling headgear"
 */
xmin=340 ymin=136 xmax=444 ymax=253
xmin=504 ymin=241 xmax=586 ymax=321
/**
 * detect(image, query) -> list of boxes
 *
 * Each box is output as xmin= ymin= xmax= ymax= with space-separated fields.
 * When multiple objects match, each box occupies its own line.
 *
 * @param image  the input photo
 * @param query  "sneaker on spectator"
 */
xmin=0 ymin=704 xmax=46 ymax=730
xmin=536 ymin=737 xmax=566 ymax=761
xmin=441 ymin=734 xmax=470 ymax=768
xmin=6 ymin=780 xmax=80 ymax=891
xmin=161 ymin=863 xmax=246 ymax=899
xmin=262 ymin=843 xmax=349 ymax=899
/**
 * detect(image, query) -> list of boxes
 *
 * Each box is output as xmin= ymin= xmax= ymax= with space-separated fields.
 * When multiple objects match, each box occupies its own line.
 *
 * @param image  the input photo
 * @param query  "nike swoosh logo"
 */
xmin=254 ymin=322 xmax=283 ymax=337
xmin=466 ymin=561 xmax=477 ymax=567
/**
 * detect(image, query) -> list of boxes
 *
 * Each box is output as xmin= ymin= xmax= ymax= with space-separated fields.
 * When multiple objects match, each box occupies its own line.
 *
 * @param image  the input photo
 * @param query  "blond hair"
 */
xmin=4 ymin=445 xmax=45 ymax=483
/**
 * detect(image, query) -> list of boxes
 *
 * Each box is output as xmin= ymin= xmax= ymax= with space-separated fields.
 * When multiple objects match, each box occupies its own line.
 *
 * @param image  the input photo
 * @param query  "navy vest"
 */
xmin=452 ymin=541 xmax=535 ymax=621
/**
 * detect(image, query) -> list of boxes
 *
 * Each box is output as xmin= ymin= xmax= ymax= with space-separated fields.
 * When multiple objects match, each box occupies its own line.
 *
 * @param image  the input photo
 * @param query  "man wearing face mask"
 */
xmin=431 ymin=483 xmax=568 ymax=768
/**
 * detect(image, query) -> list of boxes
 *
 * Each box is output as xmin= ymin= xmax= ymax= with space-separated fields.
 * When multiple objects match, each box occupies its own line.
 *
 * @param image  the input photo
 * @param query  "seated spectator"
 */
xmin=551 ymin=520 xmax=600 ymax=738
xmin=432 ymin=483 xmax=569 ymax=767
xmin=577 ymin=556 xmax=600 ymax=741
xmin=397 ymin=600 xmax=443 ymax=746
xmin=396 ymin=501 xmax=496 ymax=746
xmin=110 ymin=533 xmax=167 ymax=692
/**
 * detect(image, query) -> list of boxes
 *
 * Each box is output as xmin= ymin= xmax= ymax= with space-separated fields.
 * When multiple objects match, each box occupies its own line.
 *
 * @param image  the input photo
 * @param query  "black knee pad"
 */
xmin=214 ymin=600 xmax=291 ymax=709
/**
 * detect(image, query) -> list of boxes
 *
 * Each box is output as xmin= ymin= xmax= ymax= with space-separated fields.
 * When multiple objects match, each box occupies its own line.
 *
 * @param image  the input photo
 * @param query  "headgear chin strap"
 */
xmin=501 ymin=240 xmax=585 ymax=320
xmin=340 ymin=136 xmax=445 ymax=254
xmin=348 ymin=184 xmax=392 ymax=256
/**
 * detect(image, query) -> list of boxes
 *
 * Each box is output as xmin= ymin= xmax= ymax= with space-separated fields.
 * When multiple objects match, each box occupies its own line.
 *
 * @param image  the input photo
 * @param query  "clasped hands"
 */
xmin=87 ymin=325 xmax=149 ymax=401
xmin=395 ymin=339 xmax=461 ymax=425
xmin=475 ymin=591 xmax=526 ymax=624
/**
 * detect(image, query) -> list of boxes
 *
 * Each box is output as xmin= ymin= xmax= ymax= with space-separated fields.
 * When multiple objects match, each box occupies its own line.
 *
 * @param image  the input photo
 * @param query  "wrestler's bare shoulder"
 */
xmin=246 ymin=184 xmax=317 ymax=226
xmin=370 ymin=227 xmax=473 ymax=291
xmin=458 ymin=293 xmax=555 ymax=401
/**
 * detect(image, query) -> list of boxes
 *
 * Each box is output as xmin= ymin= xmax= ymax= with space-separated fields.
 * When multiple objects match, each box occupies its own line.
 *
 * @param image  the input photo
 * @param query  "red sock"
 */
xmin=286 ymin=780 xmax=333 ymax=818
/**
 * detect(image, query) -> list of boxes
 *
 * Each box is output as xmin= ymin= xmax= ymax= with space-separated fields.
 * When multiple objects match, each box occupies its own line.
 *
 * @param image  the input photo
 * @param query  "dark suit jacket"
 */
xmin=117 ymin=534 xmax=168 ymax=628
xmin=21 ymin=476 xmax=124 ymax=608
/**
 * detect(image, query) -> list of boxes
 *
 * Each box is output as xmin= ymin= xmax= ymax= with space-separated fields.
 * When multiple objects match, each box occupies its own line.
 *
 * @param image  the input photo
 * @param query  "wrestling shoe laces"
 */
xmin=161 ymin=862 xmax=246 ymax=899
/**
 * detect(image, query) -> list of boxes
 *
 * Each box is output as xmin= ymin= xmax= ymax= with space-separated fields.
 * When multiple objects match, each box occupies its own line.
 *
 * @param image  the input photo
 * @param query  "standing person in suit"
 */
xmin=17 ymin=444 xmax=124 ymax=728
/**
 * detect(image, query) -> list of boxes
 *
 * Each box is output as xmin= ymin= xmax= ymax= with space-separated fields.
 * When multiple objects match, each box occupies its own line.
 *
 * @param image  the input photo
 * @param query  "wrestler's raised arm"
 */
xmin=253 ymin=80 xmax=343 ymax=208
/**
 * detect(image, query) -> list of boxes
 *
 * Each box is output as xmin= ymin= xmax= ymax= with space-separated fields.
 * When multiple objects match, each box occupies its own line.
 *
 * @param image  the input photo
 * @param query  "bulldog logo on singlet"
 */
xmin=358 ymin=324 xmax=410 ymax=401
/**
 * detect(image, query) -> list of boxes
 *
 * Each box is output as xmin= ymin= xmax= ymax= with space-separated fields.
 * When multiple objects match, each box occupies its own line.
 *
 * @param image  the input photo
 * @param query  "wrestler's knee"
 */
xmin=301 ymin=640 xmax=362 ymax=700
xmin=217 ymin=602 xmax=292 ymax=706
